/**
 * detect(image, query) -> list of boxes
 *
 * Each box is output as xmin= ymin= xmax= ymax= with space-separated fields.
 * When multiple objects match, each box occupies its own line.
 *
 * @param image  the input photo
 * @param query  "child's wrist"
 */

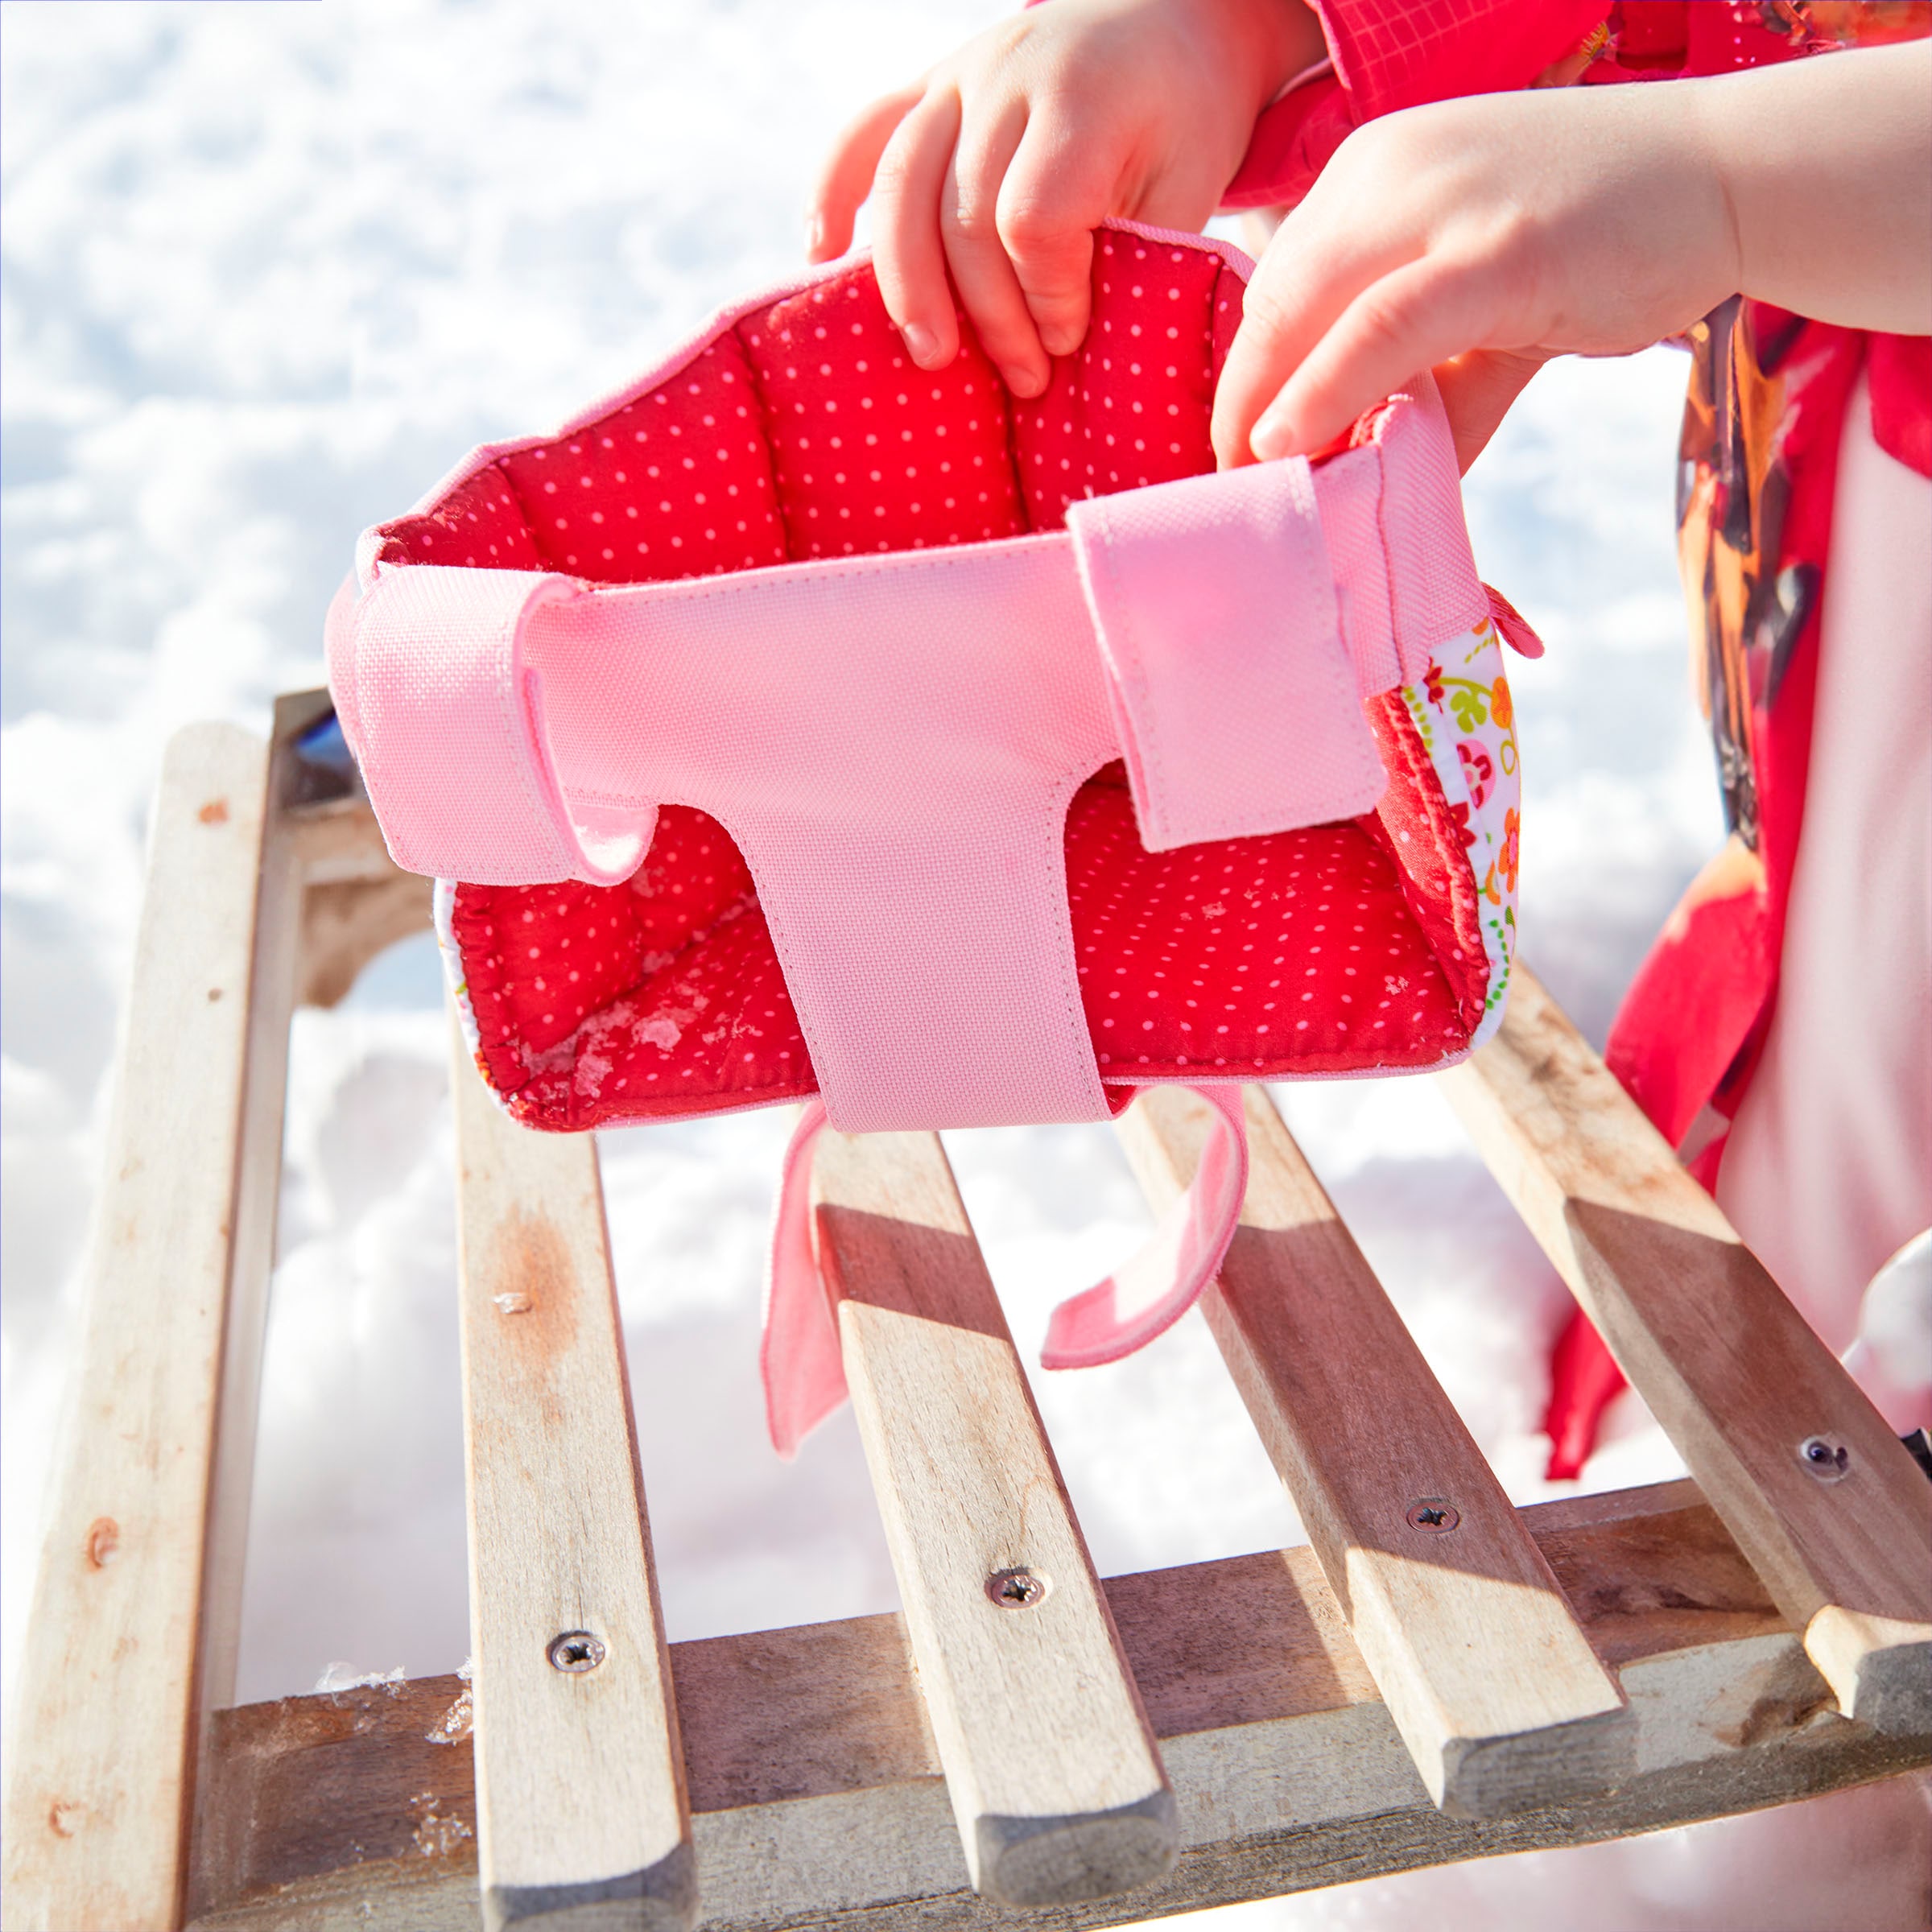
xmin=1216 ymin=0 xmax=1327 ymax=120
xmin=1677 ymin=79 xmax=1748 ymax=310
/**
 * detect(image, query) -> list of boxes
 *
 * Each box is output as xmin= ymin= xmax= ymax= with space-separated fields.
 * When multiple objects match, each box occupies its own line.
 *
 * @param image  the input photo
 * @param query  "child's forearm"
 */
xmin=1697 ymin=39 xmax=1931 ymax=334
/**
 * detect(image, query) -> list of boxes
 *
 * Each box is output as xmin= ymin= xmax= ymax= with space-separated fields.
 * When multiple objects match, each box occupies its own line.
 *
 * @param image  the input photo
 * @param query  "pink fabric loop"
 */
xmin=1484 ymin=582 xmax=1547 ymax=659
xmin=1067 ymin=459 xmax=1386 ymax=852
xmin=1038 ymin=1084 xmax=1250 ymax=1369
xmin=762 ymin=1088 xmax=1252 ymax=1455
xmin=332 ymin=564 xmax=654 ymax=886
xmin=762 ymin=1098 xmax=842 ymax=1459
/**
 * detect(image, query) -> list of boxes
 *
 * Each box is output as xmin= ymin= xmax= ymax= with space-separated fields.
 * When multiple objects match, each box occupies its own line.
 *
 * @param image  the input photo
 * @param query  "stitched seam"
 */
xmin=1040 ymin=758 xmax=1113 ymax=1118
xmin=703 ymin=772 xmax=1109 ymax=1127
xmin=1086 ymin=502 xmax=1169 ymax=848
xmin=731 ymin=302 xmax=807 ymax=562
xmin=487 ymin=455 xmax=547 ymax=566
xmin=502 ymin=585 xmax=588 ymax=873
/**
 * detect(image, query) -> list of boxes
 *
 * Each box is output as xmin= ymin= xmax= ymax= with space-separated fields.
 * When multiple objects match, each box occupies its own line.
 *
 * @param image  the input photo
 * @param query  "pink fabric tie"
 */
xmin=762 ymin=1086 xmax=1251 ymax=1457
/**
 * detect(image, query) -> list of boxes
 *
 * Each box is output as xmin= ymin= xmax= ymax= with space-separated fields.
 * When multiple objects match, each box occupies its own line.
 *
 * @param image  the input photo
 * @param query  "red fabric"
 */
xmin=400 ymin=245 xmax=1490 ymax=1130
xmin=1222 ymin=0 xmax=1605 ymax=210
xmin=1313 ymin=0 xmax=1607 ymax=115
xmin=1870 ymin=332 xmax=1932 ymax=478
xmin=1543 ymin=1307 xmax=1632 ymax=1480
xmin=1604 ymin=842 xmax=1772 ymax=1150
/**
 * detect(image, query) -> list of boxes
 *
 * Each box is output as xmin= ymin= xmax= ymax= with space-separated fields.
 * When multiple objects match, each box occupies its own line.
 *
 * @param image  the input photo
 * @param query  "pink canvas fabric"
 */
xmin=330 ymin=379 xmax=1484 ymax=1135
xmin=1067 ymin=456 xmax=1385 ymax=852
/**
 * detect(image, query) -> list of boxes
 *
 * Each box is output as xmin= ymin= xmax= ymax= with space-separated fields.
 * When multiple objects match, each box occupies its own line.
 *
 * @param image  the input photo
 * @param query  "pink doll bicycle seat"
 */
xmin=327 ymin=221 xmax=1534 ymax=1451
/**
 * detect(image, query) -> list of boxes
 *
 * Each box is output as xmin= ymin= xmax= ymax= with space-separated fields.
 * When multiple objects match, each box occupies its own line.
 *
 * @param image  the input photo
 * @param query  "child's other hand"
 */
xmin=1214 ymin=42 xmax=1932 ymax=473
xmin=1212 ymin=83 xmax=1736 ymax=473
xmin=808 ymin=0 xmax=1323 ymax=398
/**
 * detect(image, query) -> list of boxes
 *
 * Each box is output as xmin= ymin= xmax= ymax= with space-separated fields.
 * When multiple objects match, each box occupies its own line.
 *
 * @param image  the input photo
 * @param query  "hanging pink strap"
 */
xmin=762 ymin=1086 xmax=1250 ymax=1457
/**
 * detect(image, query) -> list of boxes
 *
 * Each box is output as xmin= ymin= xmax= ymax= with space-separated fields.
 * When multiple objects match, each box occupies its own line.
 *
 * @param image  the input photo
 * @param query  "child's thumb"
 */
xmin=1432 ymin=348 xmax=1550 ymax=474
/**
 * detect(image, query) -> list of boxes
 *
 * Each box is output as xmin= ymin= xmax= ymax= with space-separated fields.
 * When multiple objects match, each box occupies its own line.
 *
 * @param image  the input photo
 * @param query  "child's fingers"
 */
xmin=1249 ymin=257 xmax=1495 ymax=459
xmin=807 ymin=81 xmax=927 ymax=262
xmin=996 ymin=120 xmax=1116 ymax=359
xmin=872 ymin=90 xmax=968 ymax=369
xmin=1209 ymin=208 xmax=1421 ymax=467
xmin=939 ymin=100 xmax=1052 ymax=396
xmin=1431 ymin=347 xmax=1549 ymax=473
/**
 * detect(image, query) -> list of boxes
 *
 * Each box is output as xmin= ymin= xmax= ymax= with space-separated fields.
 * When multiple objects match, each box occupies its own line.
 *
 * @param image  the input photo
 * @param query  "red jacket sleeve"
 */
xmin=1223 ymin=0 xmax=1608 ymax=209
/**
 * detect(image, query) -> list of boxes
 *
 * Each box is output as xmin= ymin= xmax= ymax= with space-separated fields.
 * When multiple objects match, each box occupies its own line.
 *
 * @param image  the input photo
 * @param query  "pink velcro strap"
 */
xmin=1067 ymin=460 xmax=1386 ymax=853
xmin=1364 ymin=376 xmax=1488 ymax=681
xmin=330 ymin=564 xmax=655 ymax=886
xmin=1040 ymin=1085 xmax=1249 ymax=1369
xmin=762 ymin=1085 xmax=1250 ymax=1455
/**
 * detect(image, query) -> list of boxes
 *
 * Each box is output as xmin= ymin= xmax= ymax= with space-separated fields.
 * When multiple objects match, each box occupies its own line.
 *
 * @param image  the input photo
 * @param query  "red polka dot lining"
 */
xmin=395 ymin=229 xmax=1487 ymax=1129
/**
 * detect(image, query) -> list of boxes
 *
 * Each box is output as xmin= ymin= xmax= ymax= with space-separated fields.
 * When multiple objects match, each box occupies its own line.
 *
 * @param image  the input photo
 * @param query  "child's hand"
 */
xmin=808 ymin=0 xmax=1323 ymax=398
xmin=1213 ymin=42 xmax=1932 ymax=473
xmin=1212 ymin=83 xmax=1732 ymax=473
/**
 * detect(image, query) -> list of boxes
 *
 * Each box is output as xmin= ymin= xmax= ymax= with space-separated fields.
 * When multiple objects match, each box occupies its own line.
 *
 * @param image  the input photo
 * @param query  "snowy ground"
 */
xmin=2 ymin=3 xmax=1926 ymax=1926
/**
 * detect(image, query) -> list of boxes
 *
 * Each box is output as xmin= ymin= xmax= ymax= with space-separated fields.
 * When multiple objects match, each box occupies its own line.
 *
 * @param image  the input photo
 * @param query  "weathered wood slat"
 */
xmin=1 ymin=723 xmax=278 ymax=1932
xmin=1438 ymin=965 xmax=1932 ymax=1736
xmin=1116 ymin=1084 xmax=1632 ymax=1818
xmin=451 ymin=1023 xmax=694 ymax=1930
xmin=807 ymin=1127 xmax=1176 ymax=1907
xmin=195 ymin=694 xmax=331 ymax=1718
xmin=184 ymin=1482 xmax=1932 ymax=1932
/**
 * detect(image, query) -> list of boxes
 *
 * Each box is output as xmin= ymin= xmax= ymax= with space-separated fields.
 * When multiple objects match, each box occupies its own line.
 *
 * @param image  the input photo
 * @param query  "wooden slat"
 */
xmin=450 ymin=1022 xmax=694 ymax=1930
xmin=194 ymin=694 xmax=328 ymax=1714
xmin=2 ymin=722 xmax=276 ymax=1931
xmin=1116 ymin=1084 xmax=1632 ymax=1817
xmin=808 ymin=1127 xmax=1176 ymax=1907
xmin=1439 ymin=964 xmax=1932 ymax=1735
xmin=184 ymin=1482 xmax=1932 ymax=1932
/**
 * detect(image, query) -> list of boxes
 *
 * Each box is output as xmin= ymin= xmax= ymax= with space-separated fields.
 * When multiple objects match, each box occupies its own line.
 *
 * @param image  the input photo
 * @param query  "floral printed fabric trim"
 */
xmin=1406 ymin=612 xmax=1521 ymax=1045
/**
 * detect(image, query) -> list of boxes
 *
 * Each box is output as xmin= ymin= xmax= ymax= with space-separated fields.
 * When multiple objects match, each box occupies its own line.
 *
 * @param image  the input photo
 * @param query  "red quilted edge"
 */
xmin=399 ymin=225 xmax=1489 ymax=1129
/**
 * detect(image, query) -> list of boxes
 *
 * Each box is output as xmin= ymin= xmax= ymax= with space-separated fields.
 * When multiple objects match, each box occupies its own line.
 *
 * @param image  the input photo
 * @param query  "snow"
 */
xmin=2 ymin=2 xmax=1926 ymax=1924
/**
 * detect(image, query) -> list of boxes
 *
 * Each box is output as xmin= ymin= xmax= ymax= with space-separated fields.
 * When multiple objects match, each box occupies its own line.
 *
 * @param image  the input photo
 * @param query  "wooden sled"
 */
xmin=5 ymin=691 xmax=1928 ymax=1932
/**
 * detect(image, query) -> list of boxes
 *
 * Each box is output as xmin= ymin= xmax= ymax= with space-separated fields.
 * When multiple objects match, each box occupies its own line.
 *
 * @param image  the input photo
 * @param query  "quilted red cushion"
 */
xmin=385 ymin=233 xmax=1488 ymax=1129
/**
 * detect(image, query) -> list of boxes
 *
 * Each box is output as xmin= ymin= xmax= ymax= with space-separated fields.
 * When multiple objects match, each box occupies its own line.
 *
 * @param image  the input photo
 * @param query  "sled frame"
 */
xmin=4 ymin=691 xmax=1927 ymax=1932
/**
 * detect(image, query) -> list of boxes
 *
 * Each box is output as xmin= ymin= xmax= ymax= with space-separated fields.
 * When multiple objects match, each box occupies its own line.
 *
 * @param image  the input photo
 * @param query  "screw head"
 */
xmin=986 ymin=1567 xmax=1050 ymax=1608
xmin=1798 ymin=1435 xmax=1852 ymax=1484
xmin=1406 ymin=1500 xmax=1460 ymax=1533
xmin=547 ymin=1630 xmax=606 ymax=1673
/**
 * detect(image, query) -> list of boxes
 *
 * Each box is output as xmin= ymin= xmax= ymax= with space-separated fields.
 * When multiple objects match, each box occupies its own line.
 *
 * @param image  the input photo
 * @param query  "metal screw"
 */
xmin=986 ymin=1567 xmax=1050 ymax=1608
xmin=1798 ymin=1435 xmax=1852 ymax=1484
xmin=547 ymin=1630 xmax=606 ymax=1673
xmin=1406 ymin=1500 xmax=1460 ymax=1533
